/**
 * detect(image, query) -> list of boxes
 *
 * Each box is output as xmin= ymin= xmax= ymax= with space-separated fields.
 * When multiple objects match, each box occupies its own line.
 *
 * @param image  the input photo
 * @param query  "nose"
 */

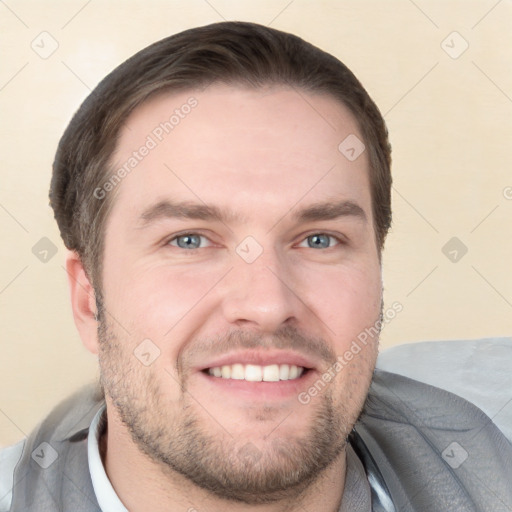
xmin=220 ymin=246 xmax=307 ymax=333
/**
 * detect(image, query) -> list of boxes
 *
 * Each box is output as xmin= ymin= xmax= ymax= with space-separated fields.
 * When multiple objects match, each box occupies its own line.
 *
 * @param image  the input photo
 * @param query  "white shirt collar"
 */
xmin=88 ymin=404 xmax=128 ymax=511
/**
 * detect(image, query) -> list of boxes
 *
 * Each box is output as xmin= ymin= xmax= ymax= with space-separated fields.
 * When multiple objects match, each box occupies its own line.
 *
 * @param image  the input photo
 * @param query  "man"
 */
xmin=1 ymin=21 xmax=511 ymax=512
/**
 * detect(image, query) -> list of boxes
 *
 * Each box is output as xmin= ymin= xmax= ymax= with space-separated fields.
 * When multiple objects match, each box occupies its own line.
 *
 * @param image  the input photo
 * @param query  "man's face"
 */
xmin=97 ymin=84 xmax=382 ymax=503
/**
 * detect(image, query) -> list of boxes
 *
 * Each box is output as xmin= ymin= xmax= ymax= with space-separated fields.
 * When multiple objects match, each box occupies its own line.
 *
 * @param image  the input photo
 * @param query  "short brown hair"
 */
xmin=50 ymin=21 xmax=391 ymax=290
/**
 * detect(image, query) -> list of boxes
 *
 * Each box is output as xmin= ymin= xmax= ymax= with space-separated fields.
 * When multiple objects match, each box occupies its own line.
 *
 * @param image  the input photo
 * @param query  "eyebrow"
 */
xmin=137 ymin=199 xmax=367 ymax=228
xmin=295 ymin=201 xmax=367 ymax=223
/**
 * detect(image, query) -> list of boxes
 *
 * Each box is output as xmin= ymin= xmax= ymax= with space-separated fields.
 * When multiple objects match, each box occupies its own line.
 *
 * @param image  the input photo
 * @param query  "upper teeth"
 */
xmin=208 ymin=364 xmax=304 ymax=382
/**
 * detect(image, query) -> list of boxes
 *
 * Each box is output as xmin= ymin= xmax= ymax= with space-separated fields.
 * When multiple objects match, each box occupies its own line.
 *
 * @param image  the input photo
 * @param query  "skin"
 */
xmin=67 ymin=84 xmax=382 ymax=512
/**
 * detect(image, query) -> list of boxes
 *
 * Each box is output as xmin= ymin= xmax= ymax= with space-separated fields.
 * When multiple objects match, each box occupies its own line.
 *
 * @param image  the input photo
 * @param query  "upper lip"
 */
xmin=197 ymin=349 xmax=319 ymax=372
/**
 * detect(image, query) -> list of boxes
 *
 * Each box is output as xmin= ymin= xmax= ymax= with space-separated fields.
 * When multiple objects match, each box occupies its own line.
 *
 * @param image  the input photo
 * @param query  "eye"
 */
xmin=168 ymin=233 xmax=211 ymax=250
xmin=298 ymin=233 xmax=341 ymax=249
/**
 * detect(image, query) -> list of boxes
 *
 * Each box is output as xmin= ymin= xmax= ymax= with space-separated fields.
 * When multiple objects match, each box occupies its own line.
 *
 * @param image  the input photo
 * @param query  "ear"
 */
xmin=65 ymin=250 xmax=99 ymax=355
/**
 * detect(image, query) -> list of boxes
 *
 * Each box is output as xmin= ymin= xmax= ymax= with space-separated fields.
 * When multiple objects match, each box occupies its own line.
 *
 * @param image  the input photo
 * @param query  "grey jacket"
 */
xmin=5 ymin=370 xmax=512 ymax=511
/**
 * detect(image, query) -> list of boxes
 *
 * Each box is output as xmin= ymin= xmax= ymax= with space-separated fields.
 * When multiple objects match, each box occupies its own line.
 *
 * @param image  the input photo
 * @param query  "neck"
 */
xmin=100 ymin=411 xmax=347 ymax=512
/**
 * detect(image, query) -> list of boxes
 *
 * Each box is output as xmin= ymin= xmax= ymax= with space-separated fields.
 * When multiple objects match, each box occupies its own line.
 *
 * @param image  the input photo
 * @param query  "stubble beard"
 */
xmin=97 ymin=319 xmax=374 ymax=505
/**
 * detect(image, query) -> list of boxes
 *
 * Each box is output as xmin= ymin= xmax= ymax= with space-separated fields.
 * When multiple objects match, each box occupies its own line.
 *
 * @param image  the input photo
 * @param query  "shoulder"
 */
xmin=376 ymin=337 xmax=512 ymax=442
xmin=0 ymin=439 xmax=25 ymax=512
xmin=358 ymin=351 xmax=512 ymax=510
xmin=2 ymin=381 xmax=104 ymax=511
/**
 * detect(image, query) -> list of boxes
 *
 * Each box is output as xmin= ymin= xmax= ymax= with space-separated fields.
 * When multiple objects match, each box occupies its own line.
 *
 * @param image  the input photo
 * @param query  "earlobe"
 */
xmin=65 ymin=250 xmax=99 ymax=355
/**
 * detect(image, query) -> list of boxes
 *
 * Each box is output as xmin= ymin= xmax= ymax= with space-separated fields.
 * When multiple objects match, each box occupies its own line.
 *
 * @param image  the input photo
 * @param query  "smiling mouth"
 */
xmin=204 ymin=363 xmax=308 ymax=382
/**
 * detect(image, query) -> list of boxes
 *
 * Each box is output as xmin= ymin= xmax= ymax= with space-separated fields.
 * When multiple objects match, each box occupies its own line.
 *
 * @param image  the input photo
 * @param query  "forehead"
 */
xmin=106 ymin=84 xmax=372 ymax=229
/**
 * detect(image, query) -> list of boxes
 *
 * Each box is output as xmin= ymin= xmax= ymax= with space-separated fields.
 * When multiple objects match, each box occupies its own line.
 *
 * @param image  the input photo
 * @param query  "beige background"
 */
xmin=1 ymin=0 xmax=511 ymax=447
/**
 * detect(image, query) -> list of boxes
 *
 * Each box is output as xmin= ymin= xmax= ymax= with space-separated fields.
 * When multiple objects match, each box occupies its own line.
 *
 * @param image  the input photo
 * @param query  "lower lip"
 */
xmin=197 ymin=369 xmax=317 ymax=400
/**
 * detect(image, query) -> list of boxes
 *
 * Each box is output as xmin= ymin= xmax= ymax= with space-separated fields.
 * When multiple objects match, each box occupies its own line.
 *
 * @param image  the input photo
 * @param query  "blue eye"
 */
xmin=169 ymin=234 xmax=206 ymax=249
xmin=167 ymin=233 xmax=340 ymax=251
xmin=300 ymin=234 xmax=339 ymax=249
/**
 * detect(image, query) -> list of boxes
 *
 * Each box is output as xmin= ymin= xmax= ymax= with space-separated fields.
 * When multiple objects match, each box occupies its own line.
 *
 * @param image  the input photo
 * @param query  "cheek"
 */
xmin=332 ymin=343 xmax=377 ymax=423
xmin=299 ymin=262 xmax=382 ymax=345
xmin=102 ymin=261 xmax=225 ymax=340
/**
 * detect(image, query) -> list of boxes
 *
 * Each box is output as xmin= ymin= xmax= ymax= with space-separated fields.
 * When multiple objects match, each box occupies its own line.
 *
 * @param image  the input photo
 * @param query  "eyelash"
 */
xmin=165 ymin=232 xmax=345 ymax=250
